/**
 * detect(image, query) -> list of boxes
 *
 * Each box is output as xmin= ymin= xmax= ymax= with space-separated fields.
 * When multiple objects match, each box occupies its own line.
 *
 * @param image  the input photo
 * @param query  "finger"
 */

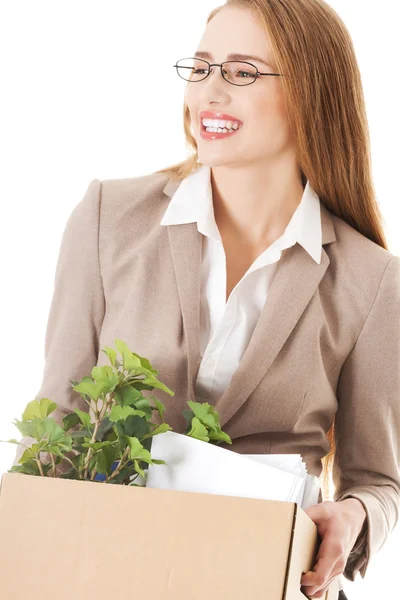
xmin=303 ymin=501 xmax=335 ymax=527
xmin=301 ymin=536 xmax=336 ymax=585
xmin=302 ymin=573 xmax=338 ymax=600
xmin=303 ymin=528 xmax=346 ymax=582
xmin=301 ymin=554 xmax=335 ymax=591
xmin=306 ymin=585 xmax=328 ymax=599
xmin=301 ymin=562 xmax=340 ymax=598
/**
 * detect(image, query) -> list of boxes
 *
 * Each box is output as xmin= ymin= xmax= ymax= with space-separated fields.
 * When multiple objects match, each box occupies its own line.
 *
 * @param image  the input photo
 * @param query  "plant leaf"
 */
xmin=108 ymin=405 xmax=145 ymax=422
xmin=100 ymin=346 xmax=117 ymax=368
xmin=74 ymin=409 xmax=92 ymax=430
xmin=113 ymin=385 xmax=143 ymax=407
xmin=62 ymin=412 xmax=81 ymax=432
xmin=107 ymin=465 xmax=135 ymax=485
xmin=124 ymin=415 xmax=150 ymax=439
xmin=114 ymin=339 xmax=143 ymax=372
xmin=9 ymin=459 xmax=53 ymax=476
xmin=139 ymin=375 xmax=174 ymax=396
xmin=41 ymin=419 xmax=69 ymax=444
xmin=133 ymin=459 xmax=146 ymax=478
xmin=21 ymin=398 xmax=58 ymax=421
xmin=70 ymin=429 xmax=92 ymax=439
xmin=186 ymin=417 xmax=209 ymax=442
xmin=12 ymin=418 xmax=46 ymax=442
xmin=129 ymin=382 xmax=157 ymax=392
xmin=126 ymin=437 xmax=154 ymax=465
xmin=19 ymin=442 xmax=46 ymax=463
xmin=185 ymin=401 xmax=232 ymax=444
xmin=91 ymin=365 xmax=119 ymax=396
xmin=181 ymin=408 xmax=194 ymax=428
xmin=134 ymin=449 xmax=153 ymax=465
xmin=73 ymin=379 xmax=102 ymax=402
xmin=41 ymin=445 xmax=65 ymax=459
xmin=208 ymin=430 xmax=232 ymax=445
xmin=126 ymin=436 xmax=144 ymax=458
xmin=95 ymin=416 xmax=116 ymax=441
xmin=132 ymin=397 xmax=153 ymax=420
xmin=8 ymin=459 xmax=40 ymax=475
xmin=95 ymin=452 xmax=108 ymax=475
xmin=58 ymin=467 xmax=80 ymax=480
xmin=142 ymin=422 xmax=172 ymax=439
xmin=81 ymin=440 xmax=116 ymax=450
xmin=152 ymin=396 xmax=166 ymax=421
xmin=97 ymin=444 xmax=119 ymax=474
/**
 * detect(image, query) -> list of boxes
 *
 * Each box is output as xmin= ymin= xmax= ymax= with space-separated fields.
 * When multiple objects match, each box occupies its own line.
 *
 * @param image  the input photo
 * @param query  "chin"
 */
xmin=197 ymin=156 xmax=232 ymax=168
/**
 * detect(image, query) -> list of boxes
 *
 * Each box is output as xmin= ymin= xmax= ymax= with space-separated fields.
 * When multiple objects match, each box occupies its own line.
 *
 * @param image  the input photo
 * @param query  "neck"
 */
xmin=210 ymin=159 xmax=305 ymax=249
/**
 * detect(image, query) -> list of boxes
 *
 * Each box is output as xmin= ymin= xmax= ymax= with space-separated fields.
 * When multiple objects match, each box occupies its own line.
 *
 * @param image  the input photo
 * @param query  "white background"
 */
xmin=0 ymin=2 xmax=399 ymax=597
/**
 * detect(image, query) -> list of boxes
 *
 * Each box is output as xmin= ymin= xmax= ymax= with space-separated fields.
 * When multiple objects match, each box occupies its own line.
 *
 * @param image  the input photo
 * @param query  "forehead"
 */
xmin=195 ymin=7 xmax=275 ymax=67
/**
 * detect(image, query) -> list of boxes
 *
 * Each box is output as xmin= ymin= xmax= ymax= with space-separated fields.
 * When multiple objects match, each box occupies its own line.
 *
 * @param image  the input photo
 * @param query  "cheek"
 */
xmin=253 ymin=89 xmax=287 ymax=124
xmin=186 ymin=101 xmax=200 ymax=133
xmin=275 ymin=90 xmax=290 ymax=124
xmin=185 ymin=88 xmax=197 ymax=117
xmin=249 ymin=92 xmax=290 ymax=145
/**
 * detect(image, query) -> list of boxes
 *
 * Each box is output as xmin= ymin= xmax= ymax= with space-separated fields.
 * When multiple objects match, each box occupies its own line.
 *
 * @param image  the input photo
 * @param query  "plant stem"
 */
xmin=35 ymin=458 xmax=45 ymax=477
xmin=83 ymin=394 xmax=114 ymax=479
xmin=90 ymin=468 xmax=98 ymax=481
xmin=51 ymin=454 xmax=57 ymax=477
xmin=83 ymin=450 xmax=94 ymax=480
xmin=108 ymin=446 xmax=131 ymax=481
xmin=63 ymin=455 xmax=78 ymax=469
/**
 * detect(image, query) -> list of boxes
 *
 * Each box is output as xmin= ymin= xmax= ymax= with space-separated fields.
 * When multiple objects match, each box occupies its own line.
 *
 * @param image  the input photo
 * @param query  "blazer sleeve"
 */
xmin=12 ymin=179 xmax=106 ymax=470
xmin=333 ymin=255 xmax=400 ymax=581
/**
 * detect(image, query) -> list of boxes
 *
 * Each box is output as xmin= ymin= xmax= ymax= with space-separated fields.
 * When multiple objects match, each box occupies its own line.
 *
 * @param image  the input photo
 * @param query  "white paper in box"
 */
xmin=146 ymin=431 xmax=310 ymax=503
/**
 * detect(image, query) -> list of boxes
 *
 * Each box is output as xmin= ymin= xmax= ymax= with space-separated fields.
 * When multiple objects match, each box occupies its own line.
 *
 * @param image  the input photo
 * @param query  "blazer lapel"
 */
xmin=163 ymin=176 xmax=203 ymax=408
xmin=163 ymin=176 xmax=337 ymax=428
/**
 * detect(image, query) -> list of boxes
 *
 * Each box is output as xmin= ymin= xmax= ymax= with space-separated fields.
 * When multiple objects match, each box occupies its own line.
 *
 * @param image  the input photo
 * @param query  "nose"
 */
xmin=207 ymin=65 xmax=226 ymax=83
xmin=202 ymin=65 xmax=231 ymax=93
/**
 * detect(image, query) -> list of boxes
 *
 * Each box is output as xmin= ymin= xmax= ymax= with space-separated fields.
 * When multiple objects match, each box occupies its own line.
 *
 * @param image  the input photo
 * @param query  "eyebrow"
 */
xmin=194 ymin=50 xmax=273 ymax=68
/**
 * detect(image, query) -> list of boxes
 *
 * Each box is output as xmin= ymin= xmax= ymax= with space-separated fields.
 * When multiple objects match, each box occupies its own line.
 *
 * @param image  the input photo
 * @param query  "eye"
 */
xmin=237 ymin=70 xmax=254 ymax=78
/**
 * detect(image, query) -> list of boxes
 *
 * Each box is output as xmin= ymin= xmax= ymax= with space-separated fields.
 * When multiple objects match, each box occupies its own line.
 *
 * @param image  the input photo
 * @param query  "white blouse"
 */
xmin=160 ymin=164 xmax=322 ymax=404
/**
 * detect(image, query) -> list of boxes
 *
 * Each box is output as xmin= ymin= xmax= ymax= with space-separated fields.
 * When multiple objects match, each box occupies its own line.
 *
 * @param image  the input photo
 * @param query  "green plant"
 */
xmin=1 ymin=339 xmax=231 ymax=485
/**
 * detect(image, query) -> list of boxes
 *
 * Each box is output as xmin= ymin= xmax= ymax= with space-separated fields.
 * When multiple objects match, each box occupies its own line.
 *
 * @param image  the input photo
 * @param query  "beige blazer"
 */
xmin=13 ymin=173 xmax=400 ymax=583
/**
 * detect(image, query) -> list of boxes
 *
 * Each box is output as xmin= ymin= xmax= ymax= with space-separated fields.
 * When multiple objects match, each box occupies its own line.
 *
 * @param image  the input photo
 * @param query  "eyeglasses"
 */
xmin=173 ymin=57 xmax=285 ymax=86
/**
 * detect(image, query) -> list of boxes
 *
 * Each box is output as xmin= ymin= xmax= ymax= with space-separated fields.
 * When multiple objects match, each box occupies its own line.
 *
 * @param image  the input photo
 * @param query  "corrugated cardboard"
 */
xmin=0 ymin=472 xmax=339 ymax=599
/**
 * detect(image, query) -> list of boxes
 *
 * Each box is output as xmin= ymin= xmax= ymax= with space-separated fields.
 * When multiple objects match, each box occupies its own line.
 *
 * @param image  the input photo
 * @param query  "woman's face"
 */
xmin=185 ymin=7 xmax=293 ymax=168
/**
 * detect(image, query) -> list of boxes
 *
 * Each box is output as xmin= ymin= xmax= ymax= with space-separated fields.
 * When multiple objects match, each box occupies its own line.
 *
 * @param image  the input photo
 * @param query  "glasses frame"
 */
xmin=173 ymin=57 xmax=285 ymax=86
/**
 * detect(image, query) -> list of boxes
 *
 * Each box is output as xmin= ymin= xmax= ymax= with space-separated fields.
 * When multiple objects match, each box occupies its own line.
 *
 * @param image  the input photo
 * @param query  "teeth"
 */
xmin=205 ymin=127 xmax=236 ymax=133
xmin=202 ymin=118 xmax=241 ymax=130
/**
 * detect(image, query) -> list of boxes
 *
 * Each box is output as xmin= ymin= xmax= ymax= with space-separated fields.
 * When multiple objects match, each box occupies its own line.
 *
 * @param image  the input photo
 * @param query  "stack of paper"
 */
xmin=145 ymin=431 xmax=320 ymax=508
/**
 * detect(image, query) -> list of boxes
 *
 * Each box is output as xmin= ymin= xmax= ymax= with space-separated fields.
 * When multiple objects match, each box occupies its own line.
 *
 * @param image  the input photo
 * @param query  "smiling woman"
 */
xmin=9 ymin=2 xmax=398 ymax=600
xmin=154 ymin=1 xmax=400 ymax=599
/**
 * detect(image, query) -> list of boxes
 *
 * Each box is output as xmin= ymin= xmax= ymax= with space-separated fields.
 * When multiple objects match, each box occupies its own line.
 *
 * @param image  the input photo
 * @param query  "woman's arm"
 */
xmin=300 ymin=255 xmax=400 ymax=597
xmin=12 ymin=179 xmax=106 ymax=472
xmin=332 ymin=255 xmax=400 ymax=580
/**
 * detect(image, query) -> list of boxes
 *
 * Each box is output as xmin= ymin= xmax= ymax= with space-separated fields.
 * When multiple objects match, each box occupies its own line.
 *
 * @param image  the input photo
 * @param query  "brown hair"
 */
xmin=155 ymin=0 xmax=390 ymax=501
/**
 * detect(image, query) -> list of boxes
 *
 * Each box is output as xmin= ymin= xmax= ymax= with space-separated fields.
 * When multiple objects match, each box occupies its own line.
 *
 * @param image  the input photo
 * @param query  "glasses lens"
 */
xmin=222 ymin=61 xmax=258 ymax=85
xmin=175 ymin=58 xmax=209 ymax=82
xmin=175 ymin=59 xmax=258 ymax=85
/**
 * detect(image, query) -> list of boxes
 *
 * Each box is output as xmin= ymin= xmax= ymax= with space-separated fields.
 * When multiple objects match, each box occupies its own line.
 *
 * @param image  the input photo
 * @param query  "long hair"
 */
xmin=154 ymin=0 xmax=390 ymax=502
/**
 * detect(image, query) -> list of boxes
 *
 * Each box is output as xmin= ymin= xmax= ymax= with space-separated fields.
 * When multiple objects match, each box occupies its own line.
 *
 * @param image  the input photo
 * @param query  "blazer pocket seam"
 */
xmin=287 ymin=390 xmax=307 ymax=431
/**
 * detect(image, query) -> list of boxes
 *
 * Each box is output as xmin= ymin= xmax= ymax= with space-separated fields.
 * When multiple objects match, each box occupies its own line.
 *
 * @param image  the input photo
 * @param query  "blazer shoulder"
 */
xmin=97 ymin=170 xmax=173 ymax=226
xmin=93 ymin=171 xmax=177 ymax=245
xmin=325 ymin=211 xmax=398 ymax=318
xmin=100 ymin=171 xmax=172 ymax=204
xmin=329 ymin=210 xmax=396 ymax=271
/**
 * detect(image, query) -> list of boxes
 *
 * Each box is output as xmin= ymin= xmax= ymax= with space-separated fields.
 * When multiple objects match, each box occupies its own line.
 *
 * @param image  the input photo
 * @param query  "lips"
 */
xmin=200 ymin=111 xmax=243 ymax=125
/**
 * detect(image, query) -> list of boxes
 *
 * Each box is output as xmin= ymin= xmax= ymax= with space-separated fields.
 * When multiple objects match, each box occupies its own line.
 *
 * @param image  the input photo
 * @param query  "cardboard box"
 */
xmin=0 ymin=472 xmax=339 ymax=599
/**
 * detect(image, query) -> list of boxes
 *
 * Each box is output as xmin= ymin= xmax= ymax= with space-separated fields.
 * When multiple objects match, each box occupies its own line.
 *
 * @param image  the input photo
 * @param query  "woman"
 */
xmin=13 ymin=1 xmax=399 ymax=599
